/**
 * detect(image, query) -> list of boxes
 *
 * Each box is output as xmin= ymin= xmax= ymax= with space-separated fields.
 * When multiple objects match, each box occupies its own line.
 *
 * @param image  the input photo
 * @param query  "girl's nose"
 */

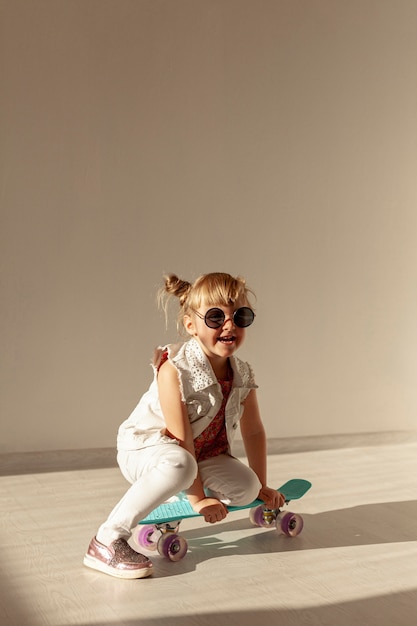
xmin=222 ymin=315 xmax=235 ymax=329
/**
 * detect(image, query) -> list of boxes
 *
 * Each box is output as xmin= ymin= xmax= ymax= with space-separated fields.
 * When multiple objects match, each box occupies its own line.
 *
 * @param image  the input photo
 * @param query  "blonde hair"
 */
xmin=158 ymin=272 xmax=255 ymax=332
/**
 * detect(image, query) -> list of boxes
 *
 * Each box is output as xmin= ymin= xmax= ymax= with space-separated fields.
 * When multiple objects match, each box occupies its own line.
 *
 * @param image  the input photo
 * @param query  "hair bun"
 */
xmin=164 ymin=274 xmax=191 ymax=305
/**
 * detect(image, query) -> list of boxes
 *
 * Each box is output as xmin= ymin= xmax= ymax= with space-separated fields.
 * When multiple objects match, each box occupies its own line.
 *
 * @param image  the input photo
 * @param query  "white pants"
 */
xmin=96 ymin=443 xmax=261 ymax=545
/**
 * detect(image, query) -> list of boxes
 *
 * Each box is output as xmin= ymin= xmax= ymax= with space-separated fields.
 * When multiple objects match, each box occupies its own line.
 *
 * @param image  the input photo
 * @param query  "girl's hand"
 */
xmin=258 ymin=486 xmax=286 ymax=509
xmin=192 ymin=497 xmax=228 ymax=523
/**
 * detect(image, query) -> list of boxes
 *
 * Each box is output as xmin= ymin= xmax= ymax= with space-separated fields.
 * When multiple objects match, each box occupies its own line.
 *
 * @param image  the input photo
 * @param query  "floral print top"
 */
xmin=193 ymin=373 xmax=233 ymax=461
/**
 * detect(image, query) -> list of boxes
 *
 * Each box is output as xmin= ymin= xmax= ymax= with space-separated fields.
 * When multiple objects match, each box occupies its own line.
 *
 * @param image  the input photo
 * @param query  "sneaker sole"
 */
xmin=83 ymin=554 xmax=153 ymax=579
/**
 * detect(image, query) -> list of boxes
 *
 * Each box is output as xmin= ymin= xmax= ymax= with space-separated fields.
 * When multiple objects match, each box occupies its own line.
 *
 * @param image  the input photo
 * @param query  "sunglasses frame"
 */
xmin=192 ymin=306 xmax=255 ymax=329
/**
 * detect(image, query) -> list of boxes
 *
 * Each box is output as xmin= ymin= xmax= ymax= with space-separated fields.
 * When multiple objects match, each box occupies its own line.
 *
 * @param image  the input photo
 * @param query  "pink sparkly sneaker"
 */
xmin=83 ymin=537 xmax=153 ymax=579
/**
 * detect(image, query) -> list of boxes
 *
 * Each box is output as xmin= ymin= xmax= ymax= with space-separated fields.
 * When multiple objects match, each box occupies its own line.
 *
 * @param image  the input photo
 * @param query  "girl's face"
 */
xmin=184 ymin=301 xmax=248 ymax=364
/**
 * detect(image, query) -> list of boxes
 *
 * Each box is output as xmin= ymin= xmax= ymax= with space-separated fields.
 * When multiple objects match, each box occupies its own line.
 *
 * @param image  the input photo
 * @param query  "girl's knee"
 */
xmin=159 ymin=446 xmax=198 ymax=488
xmin=117 ymin=445 xmax=197 ymax=488
xmin=229 ymin=471 xmax=261 ymax=507
xmin=199 ymin=455 xmax=262 ymax=507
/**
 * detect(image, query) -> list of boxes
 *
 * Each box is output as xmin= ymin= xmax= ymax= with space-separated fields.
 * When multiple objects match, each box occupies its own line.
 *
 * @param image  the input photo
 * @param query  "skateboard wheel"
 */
xmin=157 ymin=533 xmax=188 ymax=561
xmin=276 ymin=511 xmax=303 ymax=536
xmin=249 ymin=505 xmax=276 ymax=527
xmin=134 ymin=525 xmax=159 ymax=550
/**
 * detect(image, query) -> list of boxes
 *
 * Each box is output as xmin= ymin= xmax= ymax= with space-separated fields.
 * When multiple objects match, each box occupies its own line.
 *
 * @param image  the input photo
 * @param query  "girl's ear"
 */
xmin=183 ymin=314 xmax=196 ymax=337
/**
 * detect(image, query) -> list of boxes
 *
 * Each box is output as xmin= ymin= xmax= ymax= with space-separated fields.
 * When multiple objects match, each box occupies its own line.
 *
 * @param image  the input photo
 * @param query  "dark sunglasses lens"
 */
xmin=205 ymin=308 xmax=225 ymax=328
xmin=234 ymin=307 xmax=255 ymax=327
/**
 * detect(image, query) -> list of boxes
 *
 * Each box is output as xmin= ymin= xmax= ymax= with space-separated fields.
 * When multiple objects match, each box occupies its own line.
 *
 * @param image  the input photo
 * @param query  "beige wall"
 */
xmin=1 ymin=0 xmax=417 ymax=453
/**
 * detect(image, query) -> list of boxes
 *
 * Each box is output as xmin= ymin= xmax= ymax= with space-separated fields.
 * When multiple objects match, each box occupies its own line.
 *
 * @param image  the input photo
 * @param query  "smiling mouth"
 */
xmin=217 ymin=336 xmax=235 ymax=344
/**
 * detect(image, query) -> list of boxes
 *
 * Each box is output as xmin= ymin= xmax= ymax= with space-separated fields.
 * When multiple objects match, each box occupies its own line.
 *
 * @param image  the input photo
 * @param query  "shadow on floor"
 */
xmin=137 ymin=499 xmax=417 ymax=576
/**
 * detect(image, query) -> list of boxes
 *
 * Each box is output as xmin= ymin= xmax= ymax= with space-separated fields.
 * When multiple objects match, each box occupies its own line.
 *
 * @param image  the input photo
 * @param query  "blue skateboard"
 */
xmin=133 ymin=478 xmax=311 ymax=561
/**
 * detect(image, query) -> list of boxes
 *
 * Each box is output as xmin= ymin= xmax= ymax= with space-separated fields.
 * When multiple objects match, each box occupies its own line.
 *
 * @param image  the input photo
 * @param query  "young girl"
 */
xmin=84 ymin=272 xmax=284 ymax=578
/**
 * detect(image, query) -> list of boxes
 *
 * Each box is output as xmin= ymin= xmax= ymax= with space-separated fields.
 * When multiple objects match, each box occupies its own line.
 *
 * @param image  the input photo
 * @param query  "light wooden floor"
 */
xmin=1 ymin=439 xmax=417 ymax=626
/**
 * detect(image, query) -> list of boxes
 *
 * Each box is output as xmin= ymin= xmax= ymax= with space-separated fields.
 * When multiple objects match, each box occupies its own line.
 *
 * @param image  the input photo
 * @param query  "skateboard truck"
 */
xmin=260 ymin=508 xmax=276 ymax=525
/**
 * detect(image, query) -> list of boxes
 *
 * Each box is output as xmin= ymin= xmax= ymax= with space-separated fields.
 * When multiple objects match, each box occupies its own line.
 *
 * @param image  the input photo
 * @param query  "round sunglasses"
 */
xmin=192 ymin=306 xmax=255 ymax=329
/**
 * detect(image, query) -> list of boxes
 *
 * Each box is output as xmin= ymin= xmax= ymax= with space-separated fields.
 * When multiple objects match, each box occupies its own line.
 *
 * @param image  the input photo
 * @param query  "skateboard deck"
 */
xmin=139 ymin=478 xmax=311 ymax=525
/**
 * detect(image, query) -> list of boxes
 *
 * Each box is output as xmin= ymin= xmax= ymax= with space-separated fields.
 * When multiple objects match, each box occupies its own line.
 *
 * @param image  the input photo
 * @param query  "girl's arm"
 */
xmin=240 ymin=389 xmax=285 ymax=509
xmin=157 ymin=360 xmax=228 ymax=522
